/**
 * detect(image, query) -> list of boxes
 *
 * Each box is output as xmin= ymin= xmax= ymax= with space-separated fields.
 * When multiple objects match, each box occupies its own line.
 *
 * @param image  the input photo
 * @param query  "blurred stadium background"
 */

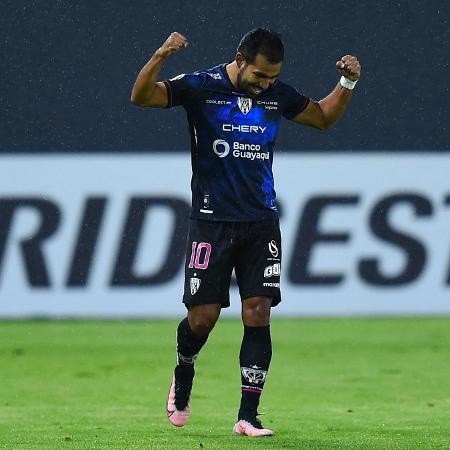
xmin=1 ymin=1 xmax=449 ymax=448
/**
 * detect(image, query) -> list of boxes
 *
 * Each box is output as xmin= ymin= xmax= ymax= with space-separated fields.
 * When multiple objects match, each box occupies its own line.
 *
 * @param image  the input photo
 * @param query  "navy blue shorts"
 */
xmin=182 ymin=219 xmax=282 ymax=308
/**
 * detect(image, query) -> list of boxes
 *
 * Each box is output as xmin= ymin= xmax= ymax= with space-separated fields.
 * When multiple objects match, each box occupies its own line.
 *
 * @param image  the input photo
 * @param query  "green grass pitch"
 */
xmin=0 ymin=318 xmax=449 ymax=449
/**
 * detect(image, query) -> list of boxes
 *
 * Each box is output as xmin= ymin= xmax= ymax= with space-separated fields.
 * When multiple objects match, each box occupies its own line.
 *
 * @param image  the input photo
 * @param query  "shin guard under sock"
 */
xmin=176 ymin=317 xmax=208 ymax=366
xmin=238 ymin=325 xmax=272 ymax=418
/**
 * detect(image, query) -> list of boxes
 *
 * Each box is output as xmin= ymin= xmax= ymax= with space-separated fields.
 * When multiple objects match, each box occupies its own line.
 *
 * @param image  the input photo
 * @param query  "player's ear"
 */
xmin=235 ymin=52 xmax=245 ymax=68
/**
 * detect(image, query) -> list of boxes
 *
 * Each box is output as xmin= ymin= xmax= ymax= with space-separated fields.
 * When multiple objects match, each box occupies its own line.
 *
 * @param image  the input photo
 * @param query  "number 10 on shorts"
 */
xmin=188 ymin=242 xmax=212 ymax=270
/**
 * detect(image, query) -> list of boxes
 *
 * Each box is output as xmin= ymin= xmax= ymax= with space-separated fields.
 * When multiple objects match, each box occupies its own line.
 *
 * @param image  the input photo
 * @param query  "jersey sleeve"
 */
xmin=281 ymin=84 xmax=310 ymax=120
xmin=163 ymin=73 xmax=205 ymax=108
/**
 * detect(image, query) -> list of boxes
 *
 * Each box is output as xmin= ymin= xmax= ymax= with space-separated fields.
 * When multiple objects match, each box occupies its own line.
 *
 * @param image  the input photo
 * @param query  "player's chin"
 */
xmin=249 ymin=86 xmax=263 ymax=96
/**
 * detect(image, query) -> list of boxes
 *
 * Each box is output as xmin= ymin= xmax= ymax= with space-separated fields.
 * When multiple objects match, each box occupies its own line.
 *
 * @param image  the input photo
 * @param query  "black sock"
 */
xmin=238 ymin=325 xmax=272 ymax=419
xmin=173 ymin=318 xmax=208 ymax=410
xmin=176 ymin=317 xmax=209 ymax=367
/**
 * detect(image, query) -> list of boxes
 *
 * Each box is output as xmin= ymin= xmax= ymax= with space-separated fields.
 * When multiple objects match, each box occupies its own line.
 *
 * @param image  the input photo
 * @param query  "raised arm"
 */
xmin=131 ymin=32 xmax=188 ymax=108
xmin=292 ymin=55 xmax=361 ymax=130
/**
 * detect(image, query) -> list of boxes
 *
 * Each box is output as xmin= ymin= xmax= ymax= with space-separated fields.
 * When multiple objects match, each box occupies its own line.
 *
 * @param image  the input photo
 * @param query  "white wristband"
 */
xmin=339 ymin=75 xmax=358 ymax=90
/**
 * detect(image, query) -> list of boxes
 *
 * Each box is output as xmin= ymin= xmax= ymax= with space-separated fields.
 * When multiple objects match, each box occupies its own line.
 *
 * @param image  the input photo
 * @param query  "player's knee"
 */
xmin=188 ymin=304 xmax=220 ymax=336
xmin=242 ymin=297 xmax=272 ymax=326
xmin=189 ymin=316 xmax=217 ymax=336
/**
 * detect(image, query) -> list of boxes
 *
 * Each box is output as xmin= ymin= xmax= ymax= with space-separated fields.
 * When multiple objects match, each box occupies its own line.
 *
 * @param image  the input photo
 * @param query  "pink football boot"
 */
xmin=166 ymin=376 xmax=191 ymax=427
xmin=233 ymin=416 xmax=274 ymax=437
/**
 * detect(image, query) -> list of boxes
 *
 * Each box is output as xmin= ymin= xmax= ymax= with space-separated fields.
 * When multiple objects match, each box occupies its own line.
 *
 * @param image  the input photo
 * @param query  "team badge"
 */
xmin=241 ymin=366 xmax=267 ymax=385
xmin=237 ymin=97 xmax=252 ymax=115
xmin=190 ymin=277 xmax=201 ymax=295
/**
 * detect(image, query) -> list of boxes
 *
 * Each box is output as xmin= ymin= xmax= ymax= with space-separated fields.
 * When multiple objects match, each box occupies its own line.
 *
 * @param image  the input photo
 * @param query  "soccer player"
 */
xmin=131 ymin=28 xmax=361 ymax=437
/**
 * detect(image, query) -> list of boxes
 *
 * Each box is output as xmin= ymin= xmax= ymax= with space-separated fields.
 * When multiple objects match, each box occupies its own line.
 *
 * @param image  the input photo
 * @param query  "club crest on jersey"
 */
xmin=190 ymin=277 xmax=201 ymax=295
xmin=237 ymin=97 xmax=253 ymax=115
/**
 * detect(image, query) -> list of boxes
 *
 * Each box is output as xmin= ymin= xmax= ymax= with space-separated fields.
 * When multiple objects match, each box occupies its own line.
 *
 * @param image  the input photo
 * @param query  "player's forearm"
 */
xmin=318 ymin=83 xmax=353 ymax=129
xmin=130 ymin=51 xmax=167 ymax=105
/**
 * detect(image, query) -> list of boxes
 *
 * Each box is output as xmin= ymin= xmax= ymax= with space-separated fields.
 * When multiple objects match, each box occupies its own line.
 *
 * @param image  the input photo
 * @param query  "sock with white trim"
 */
xmin=176 ymin=317 xmax=208 ymax=366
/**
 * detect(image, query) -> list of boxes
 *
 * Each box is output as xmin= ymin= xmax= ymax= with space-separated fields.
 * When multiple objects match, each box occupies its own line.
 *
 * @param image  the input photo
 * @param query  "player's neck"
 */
xmin=225 ymin=61 xmax=240 ymax=90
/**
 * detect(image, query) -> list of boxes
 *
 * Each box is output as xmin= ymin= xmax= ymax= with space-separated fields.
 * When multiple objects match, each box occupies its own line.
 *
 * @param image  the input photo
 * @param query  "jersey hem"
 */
xmin=190 ymin=213 xmax=279 ymax=222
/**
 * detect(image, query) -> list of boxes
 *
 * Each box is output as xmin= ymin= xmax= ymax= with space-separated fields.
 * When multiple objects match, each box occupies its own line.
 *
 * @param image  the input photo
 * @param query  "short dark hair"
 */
xmin=237 ymin=28 xmax=284 ymax=64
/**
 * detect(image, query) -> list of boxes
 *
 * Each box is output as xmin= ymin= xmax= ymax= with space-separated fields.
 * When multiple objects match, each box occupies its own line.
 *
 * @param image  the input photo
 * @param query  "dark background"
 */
xmin=1 ymin=0 xmax=449 ymax=152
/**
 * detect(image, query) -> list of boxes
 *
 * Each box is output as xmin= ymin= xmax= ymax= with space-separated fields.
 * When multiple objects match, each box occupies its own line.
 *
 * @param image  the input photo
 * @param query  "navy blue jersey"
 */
xmin=163 ymin=63 xmax=309 ymax=221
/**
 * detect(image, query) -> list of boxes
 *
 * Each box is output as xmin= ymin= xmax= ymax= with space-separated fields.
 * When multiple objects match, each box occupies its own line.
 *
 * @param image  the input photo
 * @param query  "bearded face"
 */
xmin=236 ymin=53 xmax=282 ymax=96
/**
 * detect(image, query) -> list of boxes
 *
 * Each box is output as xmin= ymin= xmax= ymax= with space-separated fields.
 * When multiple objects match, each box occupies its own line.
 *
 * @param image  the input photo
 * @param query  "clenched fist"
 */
xmin=336 ymin=55 xmax=361 ymax=81
xmin=156 ymin=32 xmax=188 ymax=58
